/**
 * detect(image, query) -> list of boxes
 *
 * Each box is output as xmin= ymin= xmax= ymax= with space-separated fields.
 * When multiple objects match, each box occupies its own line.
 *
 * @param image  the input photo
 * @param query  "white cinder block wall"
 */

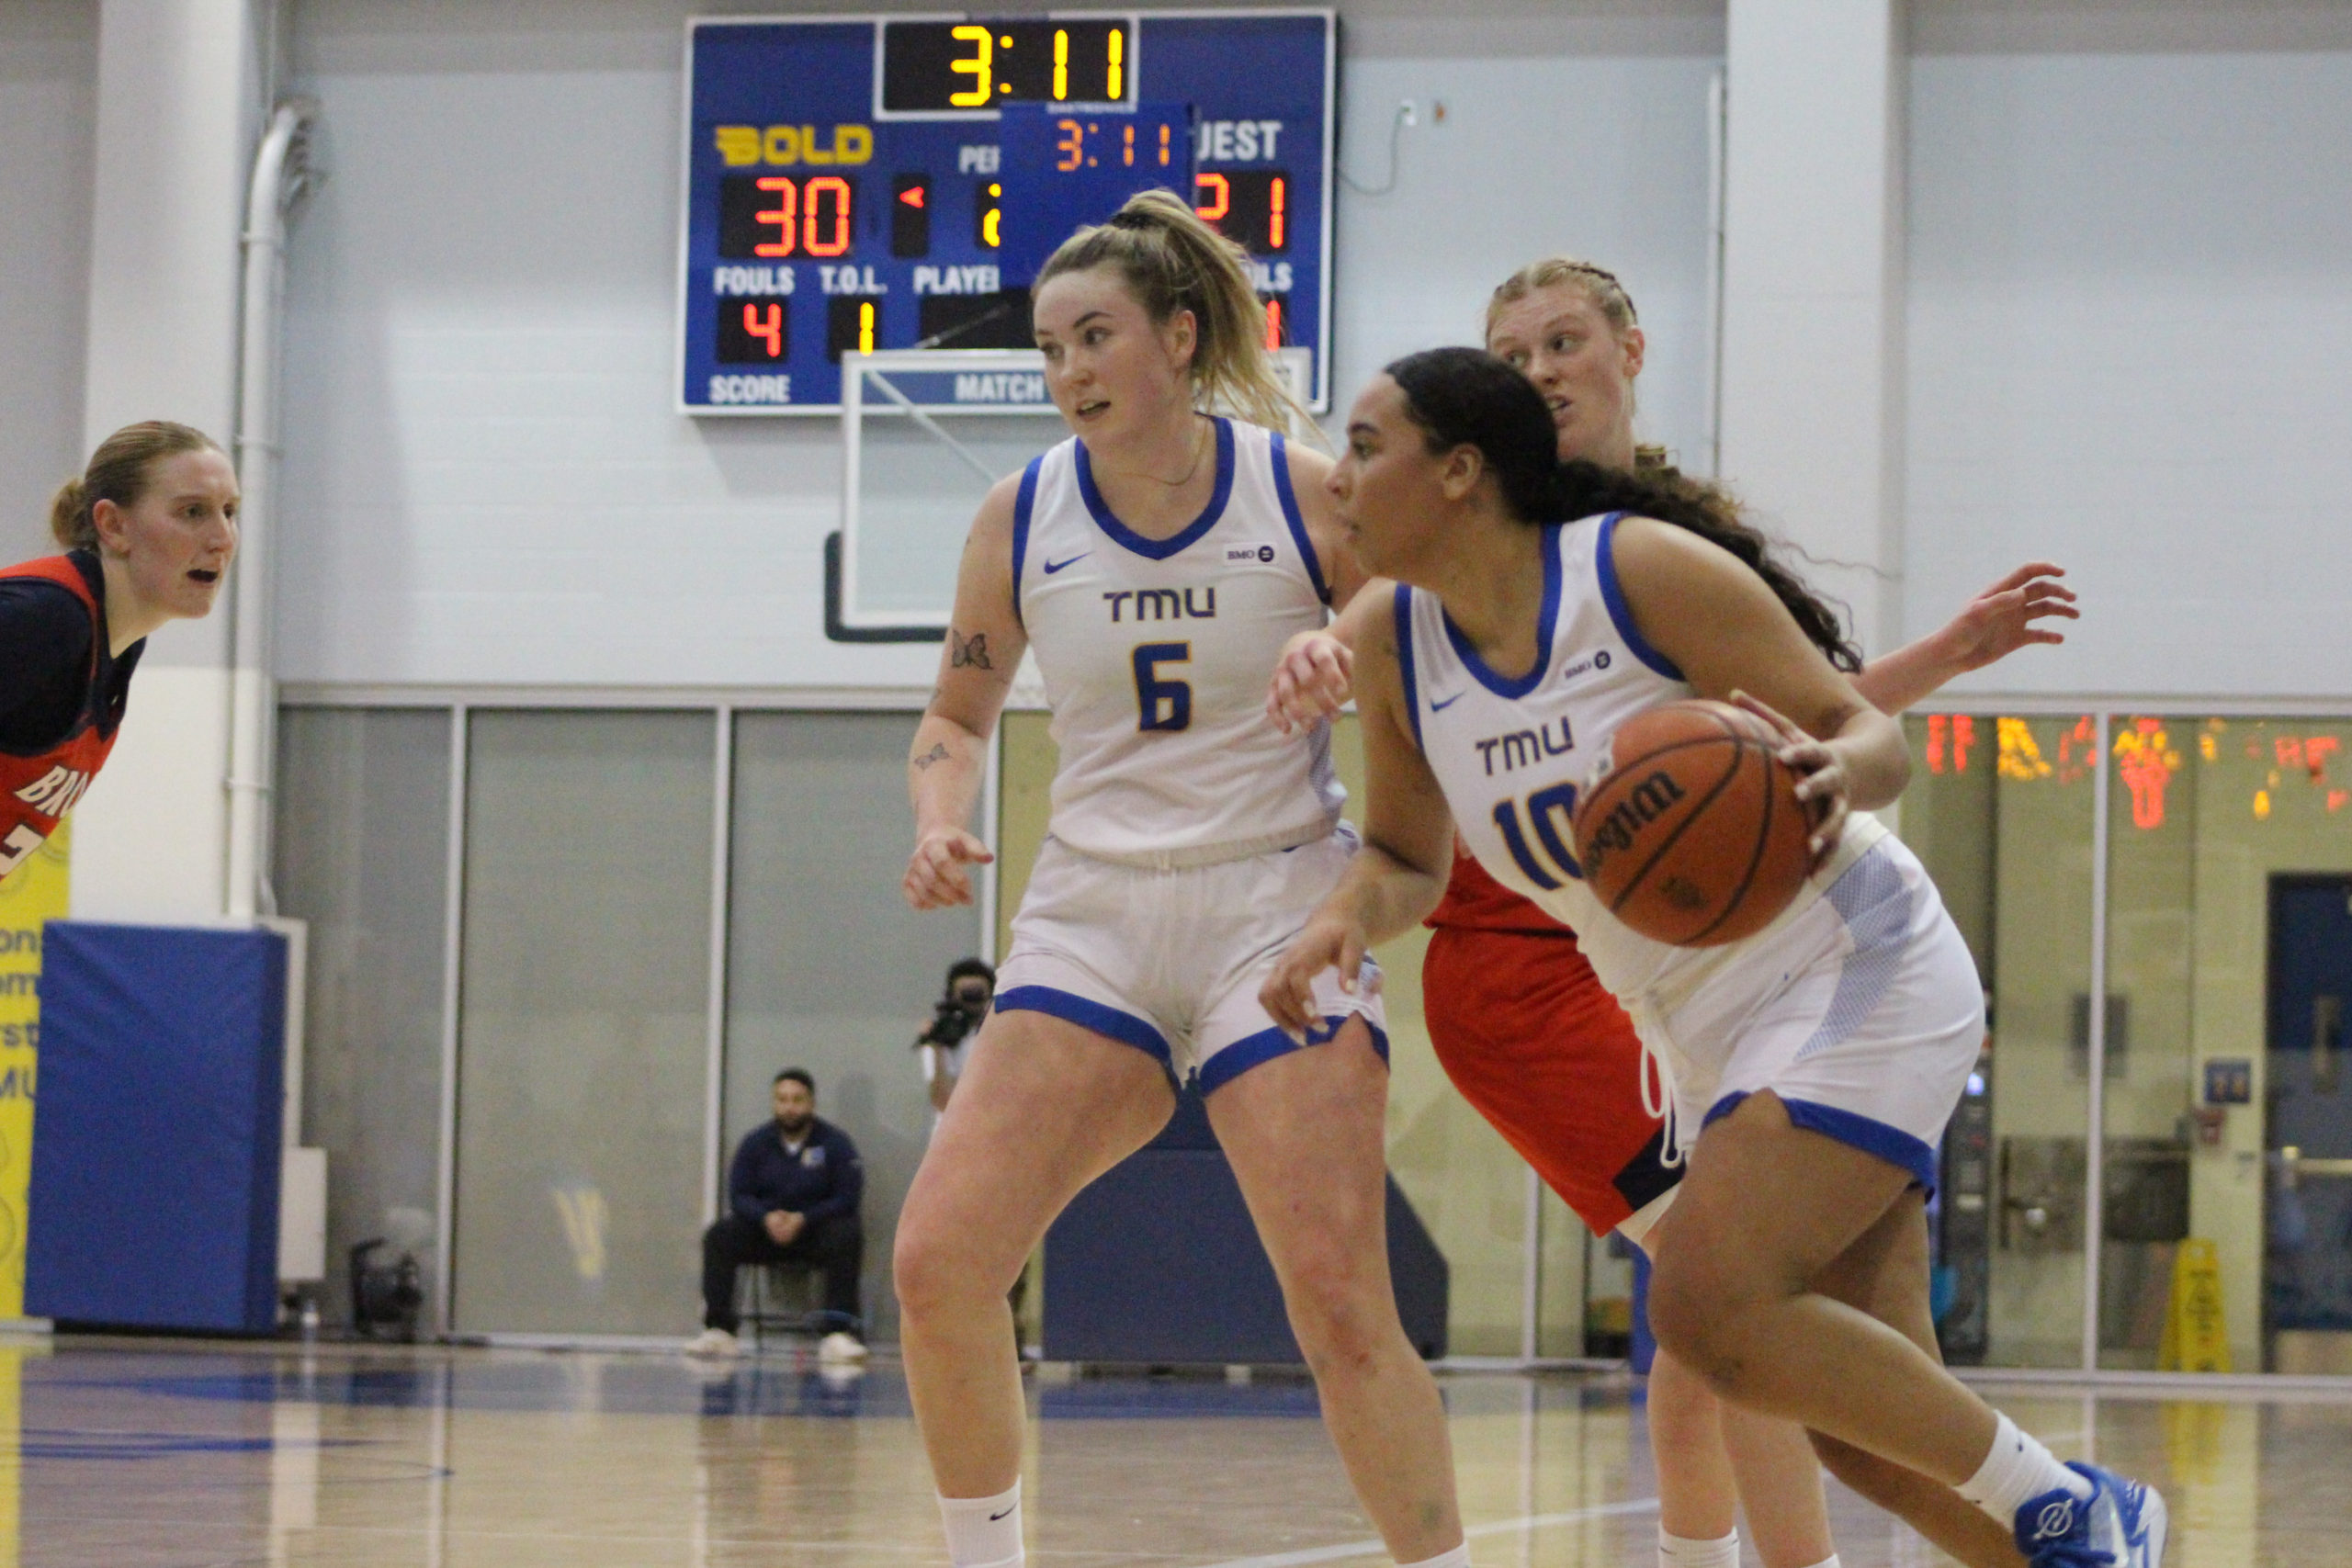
xmin=266 ymin=0 xmax=1726 ymax=691
xmin=6 ymin=0 xmax=2352 ymax=887
xmin=1907 ymin=35 xmax=2352 ymax=701
xmin=0 ymin=0 xmax=100 ymax=569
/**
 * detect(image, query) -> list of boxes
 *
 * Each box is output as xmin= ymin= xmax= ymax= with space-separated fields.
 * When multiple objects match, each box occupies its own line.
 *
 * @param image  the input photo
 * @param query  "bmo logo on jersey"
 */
xmin=1102 ymin=589 xmax=1219 ymax=624
xmin=1226 ymin=545 xmax=1276 ymax=563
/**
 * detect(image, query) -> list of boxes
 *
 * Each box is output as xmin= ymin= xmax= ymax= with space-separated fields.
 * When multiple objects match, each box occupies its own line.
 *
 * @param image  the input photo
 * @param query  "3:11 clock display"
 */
xmin=881 ymin=19 xmax=1133 ymax=112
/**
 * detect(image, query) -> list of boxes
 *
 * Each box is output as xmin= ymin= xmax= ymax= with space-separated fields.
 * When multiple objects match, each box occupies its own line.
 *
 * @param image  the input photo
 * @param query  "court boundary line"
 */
xmin=1200 ymin=1495 xmax=1659 ymax=1568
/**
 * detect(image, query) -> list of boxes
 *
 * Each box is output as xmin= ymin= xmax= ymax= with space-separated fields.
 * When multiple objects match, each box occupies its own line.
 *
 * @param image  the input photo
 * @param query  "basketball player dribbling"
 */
xmin=1266 ymin=347 xmax=2165 ymax=1568
xmin=1269 ymin=259 xmax=2075 ymax=1568
xmin=896 ymin=191 xmax=1476 ymax=1568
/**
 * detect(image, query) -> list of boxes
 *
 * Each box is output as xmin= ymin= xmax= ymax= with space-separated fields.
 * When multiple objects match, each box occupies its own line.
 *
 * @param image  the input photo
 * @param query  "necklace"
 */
xmin=1111 ymin=413 xmax=1211 ymax=489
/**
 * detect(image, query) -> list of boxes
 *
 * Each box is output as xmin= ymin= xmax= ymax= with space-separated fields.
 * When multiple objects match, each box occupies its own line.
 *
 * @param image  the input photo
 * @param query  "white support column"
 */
xmin=68 ymin=0 xmax=266 ymax=922
xmin=1717 ymin=0 xmax=1906 ymax=656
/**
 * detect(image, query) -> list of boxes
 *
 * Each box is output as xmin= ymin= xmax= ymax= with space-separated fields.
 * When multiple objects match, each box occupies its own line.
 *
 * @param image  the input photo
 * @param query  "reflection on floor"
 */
xmin=0 ymin=1335 xmax=2340 ymax=1566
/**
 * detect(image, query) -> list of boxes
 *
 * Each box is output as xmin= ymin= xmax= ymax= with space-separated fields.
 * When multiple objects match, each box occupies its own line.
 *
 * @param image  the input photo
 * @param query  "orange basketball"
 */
xmin=1570 ymin=699 xmax=1815 ymax=947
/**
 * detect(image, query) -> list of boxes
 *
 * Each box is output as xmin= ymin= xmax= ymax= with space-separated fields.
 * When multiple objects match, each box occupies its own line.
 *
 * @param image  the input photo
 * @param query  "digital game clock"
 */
xmin=677 ymin=10 xmax=1335 ymax=414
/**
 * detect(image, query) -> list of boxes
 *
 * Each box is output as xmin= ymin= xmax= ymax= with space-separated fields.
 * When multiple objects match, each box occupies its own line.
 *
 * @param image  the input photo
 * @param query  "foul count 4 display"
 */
xmin=678 ymin=10 xmax=1335 ymax=414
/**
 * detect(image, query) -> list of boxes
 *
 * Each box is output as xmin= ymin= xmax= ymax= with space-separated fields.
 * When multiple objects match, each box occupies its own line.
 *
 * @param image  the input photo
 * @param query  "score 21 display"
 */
xmin=678 ymin=10 xmax=1334 ymax=414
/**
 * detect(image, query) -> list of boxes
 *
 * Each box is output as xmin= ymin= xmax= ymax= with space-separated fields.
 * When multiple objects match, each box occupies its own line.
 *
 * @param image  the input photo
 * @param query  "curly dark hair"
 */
xmin=1382 ymin=347 xmax=1862 ymax=673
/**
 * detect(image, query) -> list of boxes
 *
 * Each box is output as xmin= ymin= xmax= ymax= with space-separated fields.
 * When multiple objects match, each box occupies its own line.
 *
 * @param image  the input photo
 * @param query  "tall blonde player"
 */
xmin=897 ymin=191 xmax=1473 ymax=1568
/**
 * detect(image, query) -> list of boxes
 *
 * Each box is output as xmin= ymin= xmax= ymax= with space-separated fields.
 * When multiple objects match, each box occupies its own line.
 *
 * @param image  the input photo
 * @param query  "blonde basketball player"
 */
xmin=897 ymin=191 xmax=1473 ymax=1568
xmin=3 ymin=423 xmax=238 ymax=886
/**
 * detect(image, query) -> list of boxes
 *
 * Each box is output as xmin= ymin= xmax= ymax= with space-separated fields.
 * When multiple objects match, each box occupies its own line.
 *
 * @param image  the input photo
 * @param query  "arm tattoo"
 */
xmin=912 ymin=742 xmax=951 ymax=772
xmin=950 ymin=629 xmax=993 ymax=670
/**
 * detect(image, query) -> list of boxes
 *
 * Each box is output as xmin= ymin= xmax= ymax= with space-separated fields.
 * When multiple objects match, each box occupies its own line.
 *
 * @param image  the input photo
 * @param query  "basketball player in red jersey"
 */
xmin=2 ymin=423 xmax=239 ymax=885
xmin=1268 ymin=260 xmax=2072 ymax=1568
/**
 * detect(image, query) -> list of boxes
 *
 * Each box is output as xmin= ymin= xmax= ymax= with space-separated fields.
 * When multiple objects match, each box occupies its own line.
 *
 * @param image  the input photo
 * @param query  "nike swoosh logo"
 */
xmin=1430 ymin=692 xmax=1465 ymax=711
xmin=1042 ymin=553 xmax=1089 ymax=574
xmin=989 ymin=1507 xmax=1016 ymax=1521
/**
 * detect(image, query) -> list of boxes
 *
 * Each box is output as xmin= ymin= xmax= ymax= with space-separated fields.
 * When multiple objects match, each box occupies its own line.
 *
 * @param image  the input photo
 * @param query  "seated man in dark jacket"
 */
xmin=687 ymin=1067 xmax=865 ymax=1361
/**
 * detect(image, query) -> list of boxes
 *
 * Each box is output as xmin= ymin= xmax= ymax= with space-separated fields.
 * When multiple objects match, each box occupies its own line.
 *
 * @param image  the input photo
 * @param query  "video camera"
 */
xmin=922 ymin=997 xmax=980 ymax=1050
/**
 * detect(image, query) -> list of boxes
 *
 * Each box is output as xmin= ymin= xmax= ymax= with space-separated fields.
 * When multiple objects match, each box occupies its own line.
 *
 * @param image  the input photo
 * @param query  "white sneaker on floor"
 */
xmin=684 ymin=1327 xmax=741 ymax=1359
xmin=818 ymin=1331 xmax=867 ymax=1364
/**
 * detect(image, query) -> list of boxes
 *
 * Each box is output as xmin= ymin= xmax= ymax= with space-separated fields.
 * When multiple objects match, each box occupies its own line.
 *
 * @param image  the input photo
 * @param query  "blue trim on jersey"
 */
xmin=1392 ymin=584 xmax=1424 ymax=751
xmin=1442 ymin=521 xmax=1564 ymax=699
xmin=1312 ymin=1014 xmax=1390 ymax=1064
xmin=1199 ymin=1014 xmax=1391 ymax=1096
xmin=1268 ymin=432 xmax=1329 ymax=604
xmin=1704 ymin=1090 xmax=1938 ymax=1193
xmin=1073 ymin=416 xmax=1237 ymax=560
xmin=1596 ymin=511 xmax=1685 ymax=680
xmin=1010 ymin=456 xmax=1044 ymax=628
xmin=1198 ymin=1025 xmax=1296 ymax=1094
xmin=994 ymin=985 xmax=1170 ymax=1063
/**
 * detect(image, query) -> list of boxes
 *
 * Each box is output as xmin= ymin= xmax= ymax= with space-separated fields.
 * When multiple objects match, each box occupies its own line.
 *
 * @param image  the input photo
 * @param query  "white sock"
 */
xmin=1396 ymin=1545 xmax=1472 ymax=1568
xmin=1796 ymin=1555 xmax=1842 ymax=1568
xmin=938 ymin=1480 xmax=1023 ymax=1568
xmin=1957 ymin=1413 xmax=2090 ymax=1526
xmin=1659 ymin=1529 xmax=1741 ymax=1568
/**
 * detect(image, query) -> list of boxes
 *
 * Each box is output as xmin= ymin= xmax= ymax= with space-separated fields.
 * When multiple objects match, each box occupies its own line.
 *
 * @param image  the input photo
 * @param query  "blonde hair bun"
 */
xmin=48 ymin=422 xmax=223 ymax=552
xmin=48 ymin=477 xmax=92 ymax=550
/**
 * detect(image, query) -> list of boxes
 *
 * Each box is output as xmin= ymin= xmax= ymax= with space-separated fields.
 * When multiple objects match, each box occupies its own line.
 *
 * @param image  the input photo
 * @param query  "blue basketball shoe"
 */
xmin=2014 ymin=1462 xmax=2167 ymax=1568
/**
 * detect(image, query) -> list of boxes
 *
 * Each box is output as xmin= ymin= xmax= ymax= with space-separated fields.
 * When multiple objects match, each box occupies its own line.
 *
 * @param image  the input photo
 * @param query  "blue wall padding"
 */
xmin=27 ymin=923 xmax=287 ymax=1332
xmin=1045 ymin=1148 xmax=1449 ymax=1364
xmin=1631 ymin=1249 xmax=1656 ymax=1374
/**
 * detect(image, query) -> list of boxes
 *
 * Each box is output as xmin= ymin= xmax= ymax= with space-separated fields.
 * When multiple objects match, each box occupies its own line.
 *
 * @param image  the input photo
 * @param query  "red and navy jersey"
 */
xmin=1427 ymin=840 xmax=1574 ymax=936
xmin=0 ymin=554 xmax=136 ymax=881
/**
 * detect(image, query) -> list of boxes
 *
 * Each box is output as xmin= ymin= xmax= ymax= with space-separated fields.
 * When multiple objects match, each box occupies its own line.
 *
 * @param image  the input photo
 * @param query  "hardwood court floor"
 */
xmin=2 ymin=1336 xmax=2342 ymax=1567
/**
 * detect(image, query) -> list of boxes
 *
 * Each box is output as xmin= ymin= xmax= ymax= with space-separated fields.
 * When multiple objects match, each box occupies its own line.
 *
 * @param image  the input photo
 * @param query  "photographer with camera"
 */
xmin=915 ymin=958 xmax=996 ymax=1121
xmin=913 ymin=958 xmax=1029 ymax=1346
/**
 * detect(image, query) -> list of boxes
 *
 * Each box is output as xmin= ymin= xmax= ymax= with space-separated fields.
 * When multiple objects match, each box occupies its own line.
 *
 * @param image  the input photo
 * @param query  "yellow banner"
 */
xmin=2159 ymin=1235 xmax=2232 ymax=1373
xmin=0 ymin=820 xmax=67 ymax=1321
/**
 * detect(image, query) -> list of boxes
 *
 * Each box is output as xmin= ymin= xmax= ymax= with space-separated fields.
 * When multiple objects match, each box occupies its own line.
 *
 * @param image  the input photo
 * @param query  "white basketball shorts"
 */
xmin=994 ymin=825 xmax=1388 ymax=1093
xmin=1645 ymin=835 xmax=1985 ymax=1190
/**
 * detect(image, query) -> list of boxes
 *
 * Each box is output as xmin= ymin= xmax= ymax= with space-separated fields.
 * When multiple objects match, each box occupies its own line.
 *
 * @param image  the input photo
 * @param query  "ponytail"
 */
xmin=1035 ymin=188 xmax=1314 ymax=439
xmin=1384 ymin=346 xmax=1862 ymax=673
xmin=50 ymin=421 xmax=224 ymax=552
xmin=1549 ymin=459 xmax=1862 ymax=673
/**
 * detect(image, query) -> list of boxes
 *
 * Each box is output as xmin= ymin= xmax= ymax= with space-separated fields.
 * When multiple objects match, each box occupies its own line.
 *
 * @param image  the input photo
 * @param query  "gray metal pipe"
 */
xmin=224 ymin=97 xmax=319 ymax=921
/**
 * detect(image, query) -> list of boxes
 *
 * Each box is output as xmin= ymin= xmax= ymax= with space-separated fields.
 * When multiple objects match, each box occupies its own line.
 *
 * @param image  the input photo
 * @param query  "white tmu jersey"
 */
xmin=1014 ymin=416 xmax=1343 ymax=864
xmin=1398 ymin=513 xmax=1884 ymax=1012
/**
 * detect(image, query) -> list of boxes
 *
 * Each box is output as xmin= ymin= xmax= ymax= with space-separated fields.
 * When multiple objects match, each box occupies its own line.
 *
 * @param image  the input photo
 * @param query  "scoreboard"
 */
xmin=677 ymin=10 xmax=1335 ymax=414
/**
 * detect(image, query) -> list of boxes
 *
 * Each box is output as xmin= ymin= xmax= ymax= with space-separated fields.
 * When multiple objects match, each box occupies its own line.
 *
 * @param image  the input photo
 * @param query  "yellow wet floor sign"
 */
xmin=2159 ymin=1236 xmax=2231 ymax=1372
